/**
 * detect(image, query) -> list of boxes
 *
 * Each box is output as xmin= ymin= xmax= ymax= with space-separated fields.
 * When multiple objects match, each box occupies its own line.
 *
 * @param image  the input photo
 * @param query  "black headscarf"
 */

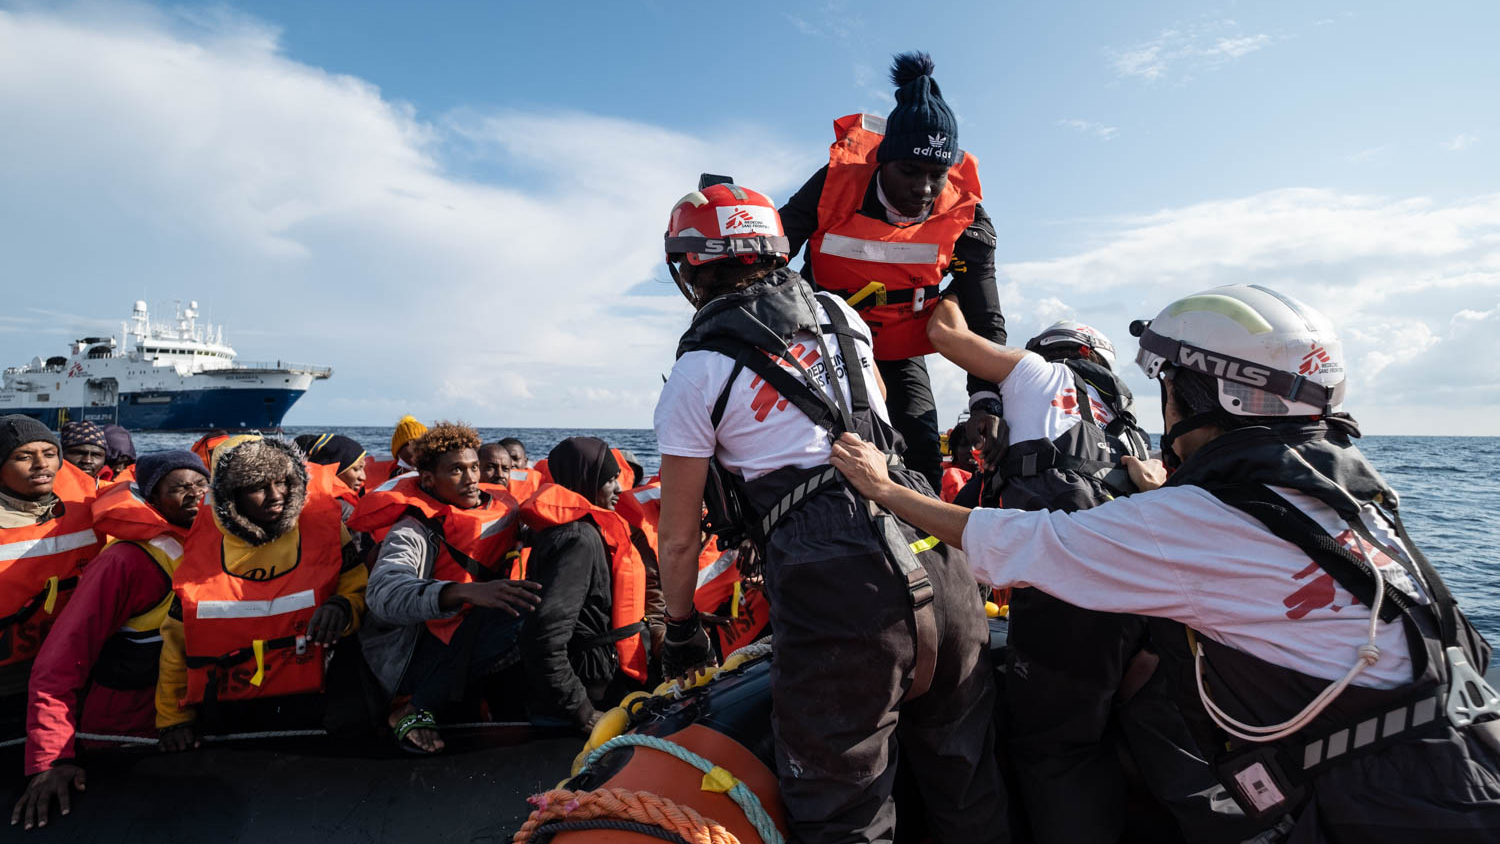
xmin=547 ymin=436 xmax=619 ymax=499
xmin=300 ymin=433 xmax=367 ymax=474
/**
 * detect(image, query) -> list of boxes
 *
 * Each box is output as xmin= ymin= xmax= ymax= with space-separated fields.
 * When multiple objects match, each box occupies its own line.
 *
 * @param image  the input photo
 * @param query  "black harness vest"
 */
xmin=1158 ymin=424 xmax=1493 ymax=819
xmin=990 ymin=358 xmax=1151 ymax=511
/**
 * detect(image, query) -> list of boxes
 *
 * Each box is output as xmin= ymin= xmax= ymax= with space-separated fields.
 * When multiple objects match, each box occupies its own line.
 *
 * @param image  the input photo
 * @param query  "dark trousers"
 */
xmin=761 ymin=483 xmax=1007 ymax=844
xmin=399 ymin=608 xmax=524 ymax=714
xmin=877 ymin=357 xmax=943 ymax=493
xmin=1005 ymin=587 xmax=1145 ymax=844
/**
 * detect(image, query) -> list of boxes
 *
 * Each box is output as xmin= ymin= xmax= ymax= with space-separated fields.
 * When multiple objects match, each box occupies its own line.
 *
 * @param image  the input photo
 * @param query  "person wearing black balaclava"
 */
xmin=517 ymin=437 xmax=647 ymax=731
xmin=779 ymin=51 xmax=1007 ymax=494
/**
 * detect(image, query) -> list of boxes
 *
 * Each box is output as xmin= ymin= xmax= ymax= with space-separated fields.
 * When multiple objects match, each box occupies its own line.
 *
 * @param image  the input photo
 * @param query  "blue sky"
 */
xmin=2 ymin=0 xmax=1498 ymax=435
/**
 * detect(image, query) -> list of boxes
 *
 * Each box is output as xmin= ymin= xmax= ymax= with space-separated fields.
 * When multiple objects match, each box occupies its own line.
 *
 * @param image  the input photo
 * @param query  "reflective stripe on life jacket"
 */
xmin=809 ymin=112 xmax=981 ymax=360
xmin=347 ymin=474 xmax=520 ymax=643
xmin=521 ymin=483 xmax=647 ymax=682
xmin=0 ymin=460 xmax=101 ymax=666
xmin=175 ymin=467 xmax=345 ymax=706
xmin=506 ymin=468 xmax=542 ymax=503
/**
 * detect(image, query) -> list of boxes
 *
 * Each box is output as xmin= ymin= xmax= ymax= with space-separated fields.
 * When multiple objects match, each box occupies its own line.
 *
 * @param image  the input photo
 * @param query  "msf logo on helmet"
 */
xmin=1300 ymin=344 xmax=1333 ymax=375
xmin=1178 ymin=347 xmax=1272 ymax=388
xmin=716 ymin=204 xmax=778 ymax=236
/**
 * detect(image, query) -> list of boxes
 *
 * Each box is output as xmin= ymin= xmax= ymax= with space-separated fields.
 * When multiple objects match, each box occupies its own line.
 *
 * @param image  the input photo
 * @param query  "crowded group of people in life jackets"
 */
xmin=6 ymin=413 xmax=766 ymax=830
xmin=4 ymin=45 xmax=1500 ymax=844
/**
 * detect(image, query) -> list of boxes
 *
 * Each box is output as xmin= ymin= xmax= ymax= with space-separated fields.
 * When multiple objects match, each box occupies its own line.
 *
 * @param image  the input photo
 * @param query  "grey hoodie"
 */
xmin=360 ymin=515 xmax=461 ymax=696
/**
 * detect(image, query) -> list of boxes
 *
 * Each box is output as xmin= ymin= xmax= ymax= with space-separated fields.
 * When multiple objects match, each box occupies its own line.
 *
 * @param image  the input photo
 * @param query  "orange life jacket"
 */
xmin=362 ymin=458 xmax=408 ymax=494
xmin=189 ymin=433 xmax=231 ymax=467
xmin=174 ymin=468 xmax=345 ymax=706
xmin=0 ymin=461 xmax=102 ymax=666
xmin=306 ymin=462 xmax=359 ymax=510
xmin=610 ymin=448 xmax=636 ymax=492
xmin=347 ymin=475 xmax=520 ymax=643
xmin=809 ymin=113 xmax=982 ymax=360
xmin=98 ymin=464 xmax=137 ymax=488
xmin=941 ymin=466 xmax=973 ymax=504
xmin=521 ymin=483 xmax=647 ymax=682
xmin=505 ymin=467 xmax=543 ymax=503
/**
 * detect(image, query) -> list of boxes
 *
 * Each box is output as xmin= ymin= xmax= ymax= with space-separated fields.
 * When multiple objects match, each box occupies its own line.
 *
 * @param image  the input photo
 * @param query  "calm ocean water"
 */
xmin=130 ymin=429 xmax=1500 ymax=641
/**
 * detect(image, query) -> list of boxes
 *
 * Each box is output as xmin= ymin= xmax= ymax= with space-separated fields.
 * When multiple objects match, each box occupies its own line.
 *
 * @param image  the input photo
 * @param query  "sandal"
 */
xmin=393 ymin=708 xmax=441 ymax=755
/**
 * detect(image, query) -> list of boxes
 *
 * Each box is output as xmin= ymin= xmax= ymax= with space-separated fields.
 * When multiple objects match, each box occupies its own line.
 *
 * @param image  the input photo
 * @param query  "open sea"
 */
xmin=130 ymin=429 xmax=1500 ymax=642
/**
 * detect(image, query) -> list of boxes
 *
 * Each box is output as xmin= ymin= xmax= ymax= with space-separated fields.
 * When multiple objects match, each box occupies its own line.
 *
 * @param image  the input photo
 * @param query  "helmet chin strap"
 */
xmin=666 ymin=258 xmax=701 ymax=309
xmin=1156 ymin=377 xmax=1221 ymax=470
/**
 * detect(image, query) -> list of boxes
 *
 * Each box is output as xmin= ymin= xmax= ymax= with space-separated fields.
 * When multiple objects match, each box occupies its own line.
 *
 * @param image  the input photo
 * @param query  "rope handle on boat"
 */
xmin=581 ymin=734 xmax=784 ymax=844
xmin=513 ymin=787 xmax=741 ymax=844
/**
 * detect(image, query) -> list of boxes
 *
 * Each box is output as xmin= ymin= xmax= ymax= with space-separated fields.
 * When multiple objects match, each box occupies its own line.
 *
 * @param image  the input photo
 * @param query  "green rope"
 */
xmin=583 ymin=733 xmax=784 ymax=844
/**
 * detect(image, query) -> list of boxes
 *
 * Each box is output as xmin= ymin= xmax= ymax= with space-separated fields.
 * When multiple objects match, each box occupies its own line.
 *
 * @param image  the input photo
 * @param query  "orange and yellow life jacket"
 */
xmin=89 ymin=479 xmax=190 ymax=688
xmin=0 ymin=461 xmax=101 ymax=666
xmin=809 ymin=113 xmax=982 ymax=360
xmin=347 ymin=475 xmax=520 ymax=643
xmin=174 ymin=468 xmax=344 ymax=706
xmin=521 ymin=483 xmax=647 ymax=682
xmin=941 ymin=466 xmax=973 ymax=504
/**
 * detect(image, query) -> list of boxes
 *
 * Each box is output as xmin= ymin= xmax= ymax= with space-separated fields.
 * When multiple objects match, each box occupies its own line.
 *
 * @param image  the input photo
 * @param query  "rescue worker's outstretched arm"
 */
xmin=926 ymin=297 xmax=1028 ymax=385
xmin=830 ymin=433 xmax=971 ymax=549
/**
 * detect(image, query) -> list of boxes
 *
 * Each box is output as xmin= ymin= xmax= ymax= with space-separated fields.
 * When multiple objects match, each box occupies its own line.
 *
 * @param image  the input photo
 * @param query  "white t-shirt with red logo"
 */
xmin=962 ymin=483 xmax=1431 ymax=688
xmin=1000 ymin=352 xmax=1115 ymax=445
xmin=654 ymin=295 xmax=888 ymax=482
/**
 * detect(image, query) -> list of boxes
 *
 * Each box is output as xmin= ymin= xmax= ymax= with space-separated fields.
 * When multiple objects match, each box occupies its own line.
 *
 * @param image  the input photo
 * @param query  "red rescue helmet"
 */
xmin=665 ymin=181 xmax=790 ymax=268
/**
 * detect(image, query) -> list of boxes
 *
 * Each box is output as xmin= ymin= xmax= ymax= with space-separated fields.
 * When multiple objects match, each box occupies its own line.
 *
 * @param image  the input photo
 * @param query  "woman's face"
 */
xmin=593 ymin=474 xmax=622 ymax=511
xmin=338 ymin=454 xmax=367 ymax=494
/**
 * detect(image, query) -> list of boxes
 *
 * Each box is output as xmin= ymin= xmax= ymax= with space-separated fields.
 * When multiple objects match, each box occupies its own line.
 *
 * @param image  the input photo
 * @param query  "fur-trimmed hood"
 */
xmin=210 ymin=435 xmax=308 ymax=546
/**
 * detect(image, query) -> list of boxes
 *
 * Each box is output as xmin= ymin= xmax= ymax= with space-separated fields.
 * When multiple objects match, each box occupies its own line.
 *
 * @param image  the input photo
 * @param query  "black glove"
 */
xmin=660 ymin=611 xmax=716 ymax=681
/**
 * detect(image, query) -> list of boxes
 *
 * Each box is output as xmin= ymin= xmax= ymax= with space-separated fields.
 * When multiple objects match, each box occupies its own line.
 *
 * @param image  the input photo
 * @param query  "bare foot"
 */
xmin=389 ymin=702 xmax=444 ymax=754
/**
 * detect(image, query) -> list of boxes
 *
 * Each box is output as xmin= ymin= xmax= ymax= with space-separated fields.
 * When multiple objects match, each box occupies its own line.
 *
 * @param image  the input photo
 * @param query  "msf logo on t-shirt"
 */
xmin=717 ymin=204 xmax=779 ymax=236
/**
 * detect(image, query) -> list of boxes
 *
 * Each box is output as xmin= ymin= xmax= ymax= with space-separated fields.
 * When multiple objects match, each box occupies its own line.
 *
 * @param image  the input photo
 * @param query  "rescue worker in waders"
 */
xmin=928 ymin=300 xmax=1266 ymax=843
xmin=354 ymin=422 xmax=540 ymax=755
xmin=519 ymin=437 xmax=650 ymax=731
xmin=654 ymin=180 xmax=1006 ymax=843
xmin=155 ymin=435 xmax=368 ymax=752
xmin=13 ymin=450 xmax=207 ymax=831
xmin=0 ymin=416 xmax=101 ymax=696
xmin=832 ymin=284 xmax=1500 ymax=844
xmin=778 ymin=51 xmax=1007 ymax=493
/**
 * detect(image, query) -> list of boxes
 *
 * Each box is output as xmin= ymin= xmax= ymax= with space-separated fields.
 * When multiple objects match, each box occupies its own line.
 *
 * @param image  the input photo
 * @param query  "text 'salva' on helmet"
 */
xmin=1130 ymin=284 xmax=1346 ymax=419
xmin=1025 ymin=321 xmax=1118 ymax=371
xmin=664 ymin=177 xmax=791 ymax=306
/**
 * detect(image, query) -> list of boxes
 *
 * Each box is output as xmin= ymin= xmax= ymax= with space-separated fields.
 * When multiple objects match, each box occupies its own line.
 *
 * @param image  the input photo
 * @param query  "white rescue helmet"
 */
xmin=1025 ymin=321 xmax=1117 ymax=370
xmin=1130 ymin=284 xmax=1346 ymax=418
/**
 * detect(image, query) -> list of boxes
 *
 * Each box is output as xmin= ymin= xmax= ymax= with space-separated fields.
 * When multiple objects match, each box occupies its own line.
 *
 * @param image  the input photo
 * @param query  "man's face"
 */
xmin=1 ymin=441 xmax=61 ymax=499
xmin=505 ymin=444 xmax=527 ymax=469
xmin=879 ymin=160 xmax=950 ymax=218
xmin=338 ymin=455 xmax=367 ymax=494
xmin=150 ymin=469 xmax=208 ymax=529
xmin=423 ymin=448 xmax=481 ymax=508
xmin=593 ymin=474 xmax=622 ymax=511
xmin=478 ymin=446 xmax=512 ymax=486
xmin=397 ymin=441 xmax=418 ymax=468
xmin=63 ymin=443 xmax=107 ymax=478
xmin=236 ymin=478 xmax=290 ymax=528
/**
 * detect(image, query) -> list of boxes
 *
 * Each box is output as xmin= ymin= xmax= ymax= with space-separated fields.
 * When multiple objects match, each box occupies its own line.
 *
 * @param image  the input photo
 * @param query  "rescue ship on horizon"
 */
xmin=0 ymin=300 xmax=331 ymax=431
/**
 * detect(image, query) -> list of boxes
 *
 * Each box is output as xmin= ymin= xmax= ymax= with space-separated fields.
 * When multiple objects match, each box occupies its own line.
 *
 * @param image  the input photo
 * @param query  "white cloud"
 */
xmin=1110 ymin=20 xmax=1273 ymax=83
xmin=1347 ymin=144 xmax=1395 ymax=164
xmin=1443 ymin=132 xmax=1480 ymax=152
xmin=970 ymin=189 xmax=1500 ymax=435
xmin=1058 ymin=118 xmax=1119 ymax=140
xmin=0 ymin=3 xmax=815 ymax=430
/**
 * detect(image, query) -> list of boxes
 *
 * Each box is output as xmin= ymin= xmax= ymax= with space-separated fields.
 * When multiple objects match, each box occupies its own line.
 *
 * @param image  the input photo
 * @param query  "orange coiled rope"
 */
xmin=512 ymin=788 xmax=742 ymax=844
